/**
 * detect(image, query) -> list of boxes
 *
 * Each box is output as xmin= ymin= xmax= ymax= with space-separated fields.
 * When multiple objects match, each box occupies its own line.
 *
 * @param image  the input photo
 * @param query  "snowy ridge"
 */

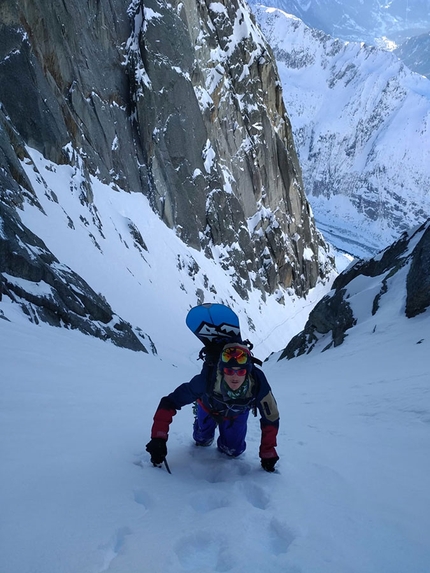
xmin=395 ymin=31 xmax=430 ymax=78
xmin=253 ymin=5 xmax=430 ymax=257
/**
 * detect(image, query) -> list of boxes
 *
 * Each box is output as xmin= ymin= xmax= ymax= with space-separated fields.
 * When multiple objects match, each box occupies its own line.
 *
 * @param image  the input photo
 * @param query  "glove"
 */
xmin=146 ymin=438 xmax=167 ymax=466
xmin=261 ymin=456 xmax=279 ymax=473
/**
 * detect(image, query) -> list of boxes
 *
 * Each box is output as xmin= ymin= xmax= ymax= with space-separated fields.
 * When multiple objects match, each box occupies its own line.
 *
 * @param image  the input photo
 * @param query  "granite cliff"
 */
xmin=0 ymin=0 xmax=332 ymax=346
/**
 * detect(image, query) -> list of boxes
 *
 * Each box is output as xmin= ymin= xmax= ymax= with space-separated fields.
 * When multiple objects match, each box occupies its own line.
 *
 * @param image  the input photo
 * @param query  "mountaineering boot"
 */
xmin=195 ymin=438 xmax=214 ymax=447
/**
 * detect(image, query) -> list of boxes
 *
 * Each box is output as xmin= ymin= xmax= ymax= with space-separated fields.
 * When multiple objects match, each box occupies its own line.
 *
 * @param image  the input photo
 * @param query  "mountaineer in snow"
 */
xmin=146 ymin=342 xmax=280 ymax=472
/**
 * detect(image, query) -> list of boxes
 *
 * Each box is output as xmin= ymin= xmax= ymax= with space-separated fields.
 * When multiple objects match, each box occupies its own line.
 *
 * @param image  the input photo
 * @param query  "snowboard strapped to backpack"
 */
xmin=185 ymin=303 xmax=262 ymax=367
xmin=186 ymin=303 xmax=263 ymax=419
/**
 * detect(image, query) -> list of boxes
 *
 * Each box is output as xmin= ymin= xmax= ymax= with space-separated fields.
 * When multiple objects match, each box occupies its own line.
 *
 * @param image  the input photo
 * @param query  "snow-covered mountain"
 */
xmin=247 ymin=0 xmax=430 ymax=45
xmin=1 ymin=2 xmax=430 ymax=570
xmin=253 ymin=6 xmax=430 ymax=257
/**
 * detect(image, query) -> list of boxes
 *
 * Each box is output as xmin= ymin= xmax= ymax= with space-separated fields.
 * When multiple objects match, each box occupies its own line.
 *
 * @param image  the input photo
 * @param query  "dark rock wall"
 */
xmin=406 ymin=225 xmax=430 ymax=318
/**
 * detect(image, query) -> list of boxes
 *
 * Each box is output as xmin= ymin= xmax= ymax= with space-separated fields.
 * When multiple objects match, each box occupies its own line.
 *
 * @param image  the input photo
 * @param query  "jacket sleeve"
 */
xmin=150 ymin=373 xmax=207 ymax=440
xmin=259 ymin=419 xmax=279 ymax=459
xmin=254 ymin=368 xmax=280 ymax=460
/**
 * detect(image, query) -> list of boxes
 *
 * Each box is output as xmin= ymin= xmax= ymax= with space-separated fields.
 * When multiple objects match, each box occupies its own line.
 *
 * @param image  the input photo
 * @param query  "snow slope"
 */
xmin=1 ymin=265 xmax=430 ymax=572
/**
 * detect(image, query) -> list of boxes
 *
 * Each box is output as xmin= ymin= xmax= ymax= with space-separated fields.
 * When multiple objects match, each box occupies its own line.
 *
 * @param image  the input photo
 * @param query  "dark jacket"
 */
xmin=150 ymin=362 xmax=279 ymax=459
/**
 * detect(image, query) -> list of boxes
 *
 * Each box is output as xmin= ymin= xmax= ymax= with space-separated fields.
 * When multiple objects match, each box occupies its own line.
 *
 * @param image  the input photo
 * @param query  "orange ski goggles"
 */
xmin=221 ymin=347 xmax=249 ymax=365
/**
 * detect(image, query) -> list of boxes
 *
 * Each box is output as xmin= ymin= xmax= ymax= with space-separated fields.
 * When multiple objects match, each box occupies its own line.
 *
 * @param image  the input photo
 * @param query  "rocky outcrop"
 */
xmin=406 ymin=224 xmax=430 ymax=318
xmin=127 ymin=0 xmax=327 ymax=296
xmin=0 ymin=201 xmax=154 ymax=352
xmin=0 ymin=0 xmax=331 ymax=306
xmin=279 ymin=219 xmax=430 ymax=359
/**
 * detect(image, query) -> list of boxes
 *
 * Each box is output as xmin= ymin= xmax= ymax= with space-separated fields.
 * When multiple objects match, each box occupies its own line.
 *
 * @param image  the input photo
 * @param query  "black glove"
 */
xmin=146 ymin=438 xmax=167 ymax=466
xmin=261 ymin=456 xmax=279 ymax=473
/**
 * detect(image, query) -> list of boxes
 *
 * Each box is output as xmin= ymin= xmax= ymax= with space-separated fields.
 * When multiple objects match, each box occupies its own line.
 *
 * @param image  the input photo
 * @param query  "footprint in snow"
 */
xmin=240 ymin=481 xmax=270 ymax=510
xmin=133 ymin=488 xmax=152 ymax=509
xmin=98 ymin=526 xmax=132 ymax=572
xmin=175 ymin=530 xmax=234 ymax=572
xmin=189 ymin=489 xmax=230 ymax=513
xmin=267 ymin=518 xmax=296 ymax=555
xmin=189 ymin=449 xmax=253 ymax=483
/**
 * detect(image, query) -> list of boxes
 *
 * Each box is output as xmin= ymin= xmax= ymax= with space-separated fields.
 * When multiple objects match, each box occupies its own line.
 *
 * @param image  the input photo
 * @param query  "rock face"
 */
xmin=0 ymin=0 xmax=330 ymax=312
xmin=405 ymin=224 xmax=430 ymax=319
xmin=279 ymin=219 xmax=430 ymax=359
xmin=125 ymin=0 xmax=319 ymax=295
xmin=0 ymin=201 xmax=153 ymax=352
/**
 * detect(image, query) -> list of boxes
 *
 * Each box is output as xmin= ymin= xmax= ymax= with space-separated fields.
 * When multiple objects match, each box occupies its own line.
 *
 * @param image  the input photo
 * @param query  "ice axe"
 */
xmin=163 ymin=457 xmax=172 ymax=474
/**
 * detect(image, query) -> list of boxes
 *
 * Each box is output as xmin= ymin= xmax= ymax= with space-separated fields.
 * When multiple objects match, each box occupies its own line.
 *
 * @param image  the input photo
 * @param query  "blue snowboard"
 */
xmin=186 ymin=303 xmax=241 ymax=347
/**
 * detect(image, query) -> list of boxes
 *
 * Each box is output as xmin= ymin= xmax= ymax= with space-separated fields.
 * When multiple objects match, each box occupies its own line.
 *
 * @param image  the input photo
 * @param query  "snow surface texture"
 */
xmin=1 ymin=272 xmax=429 ymax=573
xmin=253 ymin=6 xmax=430 ymax=257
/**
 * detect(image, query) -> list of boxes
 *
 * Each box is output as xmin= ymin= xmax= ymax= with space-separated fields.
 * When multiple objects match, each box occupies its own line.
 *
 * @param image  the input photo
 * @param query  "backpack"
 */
xmin=186 ymin=303 xmax=262 ymax=416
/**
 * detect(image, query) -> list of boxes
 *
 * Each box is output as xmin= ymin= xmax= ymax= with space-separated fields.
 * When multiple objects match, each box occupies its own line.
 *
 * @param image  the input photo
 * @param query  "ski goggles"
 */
xmin=223 ymin=367 xmax=247 ymax=377
xmin=221 ymin=347 xmax=249 ymax=365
